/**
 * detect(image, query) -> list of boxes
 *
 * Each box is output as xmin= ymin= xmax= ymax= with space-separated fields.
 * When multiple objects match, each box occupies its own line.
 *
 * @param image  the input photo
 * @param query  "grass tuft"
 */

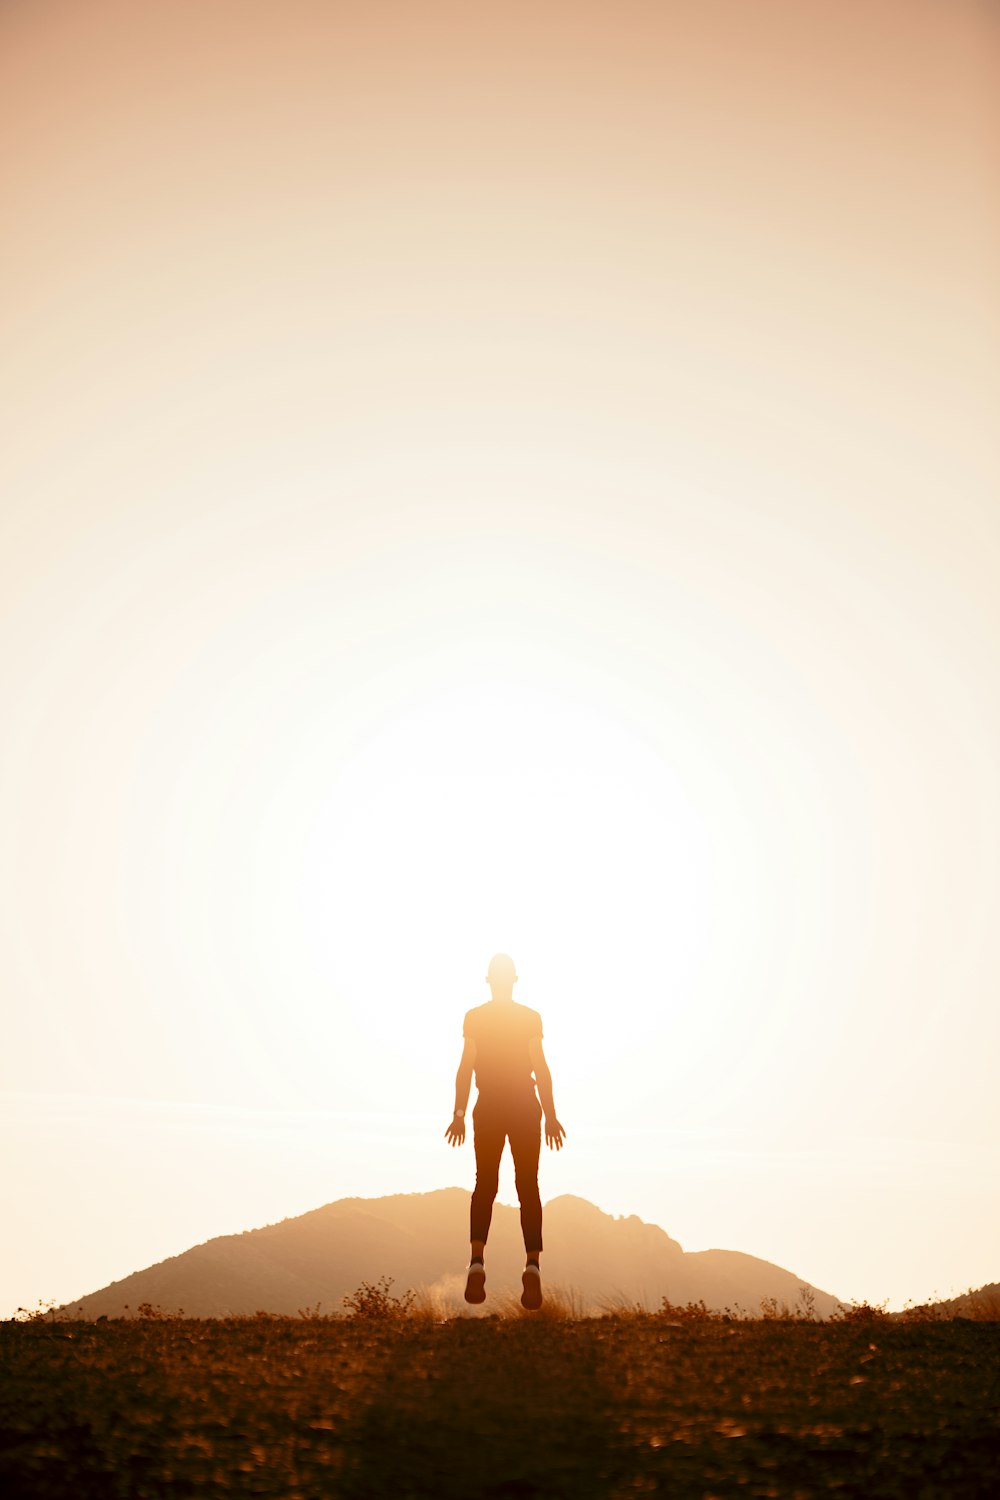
xmin=494 ymin=1283 xmax=587 ymax=1320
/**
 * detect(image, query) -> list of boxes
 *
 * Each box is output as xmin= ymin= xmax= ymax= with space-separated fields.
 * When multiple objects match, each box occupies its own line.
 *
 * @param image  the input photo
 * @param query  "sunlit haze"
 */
xmin=2 ymin=0 xmax=998 ymax=1316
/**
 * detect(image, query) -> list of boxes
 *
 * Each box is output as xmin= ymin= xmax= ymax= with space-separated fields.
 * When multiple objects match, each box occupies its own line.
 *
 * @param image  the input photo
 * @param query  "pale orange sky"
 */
xmin=2 ymin=0 xmax=999 ymax=1316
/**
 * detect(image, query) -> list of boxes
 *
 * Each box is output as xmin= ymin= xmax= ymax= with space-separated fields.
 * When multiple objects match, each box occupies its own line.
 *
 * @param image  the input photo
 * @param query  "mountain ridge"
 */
xmin=64 ymin=1188 xmax=844 ymax=1318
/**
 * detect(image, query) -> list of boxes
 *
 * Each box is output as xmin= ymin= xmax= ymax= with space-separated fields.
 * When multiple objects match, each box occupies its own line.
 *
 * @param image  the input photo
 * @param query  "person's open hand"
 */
xmin=444 ymin=1114 xmax=466 ymax=1147
xmin=545 ymin=1118 xmax=566 ymax=1151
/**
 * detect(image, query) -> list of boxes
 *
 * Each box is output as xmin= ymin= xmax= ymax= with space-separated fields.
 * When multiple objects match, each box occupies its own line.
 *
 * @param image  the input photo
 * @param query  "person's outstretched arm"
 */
xmin=445 ymin=1038 xmax=476 ymax=1146
xmin=528 ymin=1037 xmax=566 ymax=1150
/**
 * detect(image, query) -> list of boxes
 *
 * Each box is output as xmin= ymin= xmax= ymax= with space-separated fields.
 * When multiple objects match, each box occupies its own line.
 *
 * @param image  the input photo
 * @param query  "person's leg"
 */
xmin=510 ymin=1097 xmax=543 ymax=1308
xmin=470 ymin=1107 xmax=505 ymax=1246
xmin=467 ymin=1105 xmax=504 ymax=1302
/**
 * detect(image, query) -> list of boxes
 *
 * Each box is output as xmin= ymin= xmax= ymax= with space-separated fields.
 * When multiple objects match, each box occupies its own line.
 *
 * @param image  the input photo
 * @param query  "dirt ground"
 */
xmin=2 ymin=1315 xmax=999 ymax=1497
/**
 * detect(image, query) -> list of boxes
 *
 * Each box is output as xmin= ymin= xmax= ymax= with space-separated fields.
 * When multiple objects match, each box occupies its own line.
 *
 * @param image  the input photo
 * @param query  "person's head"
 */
xmin=486 ymin=952 xmax=517 ymax=1001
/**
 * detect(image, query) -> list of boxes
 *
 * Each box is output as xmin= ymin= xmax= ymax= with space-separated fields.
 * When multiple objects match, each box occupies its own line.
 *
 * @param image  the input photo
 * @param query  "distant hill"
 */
xmin=899 ymin=1283 xmax=1000 ymax=1320
xmin=65 ymin=1190 xmax=843 ymax=1319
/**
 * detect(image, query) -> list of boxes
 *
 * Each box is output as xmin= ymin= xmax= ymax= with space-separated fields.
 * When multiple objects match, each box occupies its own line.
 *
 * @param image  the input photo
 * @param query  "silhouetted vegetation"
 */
xmin=341 ymin=1275 xmax=417 ymax=1322
xmin=3 ymin=1302 xmax=999 ymax=1497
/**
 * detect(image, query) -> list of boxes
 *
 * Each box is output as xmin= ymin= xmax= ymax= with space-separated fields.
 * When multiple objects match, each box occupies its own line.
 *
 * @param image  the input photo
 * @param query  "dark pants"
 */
xmin=470 ymin=1093 xmax=543 ymax=1253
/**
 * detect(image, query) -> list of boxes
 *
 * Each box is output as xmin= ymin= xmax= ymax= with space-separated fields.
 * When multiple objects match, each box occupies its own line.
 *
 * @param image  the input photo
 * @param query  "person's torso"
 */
xmin=464 ymin=1000 xmax=542 ymax=1105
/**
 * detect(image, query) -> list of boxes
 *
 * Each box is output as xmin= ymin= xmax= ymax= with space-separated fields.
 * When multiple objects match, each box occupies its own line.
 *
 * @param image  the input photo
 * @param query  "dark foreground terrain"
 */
xmin=2 ymin=1316 xmax=999 ymax=1498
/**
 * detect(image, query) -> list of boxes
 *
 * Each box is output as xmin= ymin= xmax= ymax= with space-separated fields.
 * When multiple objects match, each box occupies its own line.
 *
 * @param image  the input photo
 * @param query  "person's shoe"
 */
xmin=521 ymin=1264 xmax=542 ymax=1310
xmin=464 ymin=1261 xmax=486 ymax=1304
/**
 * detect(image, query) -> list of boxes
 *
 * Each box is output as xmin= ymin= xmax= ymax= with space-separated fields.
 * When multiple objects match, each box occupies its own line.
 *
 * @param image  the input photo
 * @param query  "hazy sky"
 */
xmin=2 ymin=0 xmax=998 ymax=1316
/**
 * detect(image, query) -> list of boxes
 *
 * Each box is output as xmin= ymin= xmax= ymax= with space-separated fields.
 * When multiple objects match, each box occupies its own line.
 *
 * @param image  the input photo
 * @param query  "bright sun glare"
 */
xmin=302 ymin=678 xmax=715 ymax=1095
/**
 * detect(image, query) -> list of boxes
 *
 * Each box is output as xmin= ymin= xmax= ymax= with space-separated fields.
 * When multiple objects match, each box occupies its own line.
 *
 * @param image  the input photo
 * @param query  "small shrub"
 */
xmin=658 ymin=1298 xmax=720 ymax=1323
xmin=135 ymin=1302 xmax=177 ymax=1321
xmin=832 ymin=1299 xmax=890 ymax=1323
xmin=342 ymin=1276 xmax=416 ymax=1322
xmin=12 ymin=1300 xmax=59 ymax=1324
xmin=298 ymin=1302 xmax=330 ymax=1321
xmin=797 ymin=1286 xmax=818 ymax=1321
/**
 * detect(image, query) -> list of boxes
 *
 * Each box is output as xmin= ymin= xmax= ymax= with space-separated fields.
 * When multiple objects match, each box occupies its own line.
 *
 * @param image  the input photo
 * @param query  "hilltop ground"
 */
xmin=2 ymin=1312 xmax=999 ymax=1498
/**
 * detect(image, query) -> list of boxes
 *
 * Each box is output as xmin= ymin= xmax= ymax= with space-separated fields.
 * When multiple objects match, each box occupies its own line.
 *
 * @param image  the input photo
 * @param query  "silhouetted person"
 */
xmin=445 ymin=953 xmax=565 ymax=1308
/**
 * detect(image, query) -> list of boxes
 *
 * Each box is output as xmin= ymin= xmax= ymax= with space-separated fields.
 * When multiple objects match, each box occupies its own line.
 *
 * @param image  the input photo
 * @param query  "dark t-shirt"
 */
xmin=463 ymin=1000 xmax=543 ymax=1106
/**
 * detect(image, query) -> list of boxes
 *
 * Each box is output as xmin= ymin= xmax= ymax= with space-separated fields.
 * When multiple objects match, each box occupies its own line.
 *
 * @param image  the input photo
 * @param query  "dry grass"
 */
xmin=405 ymin=1275 xmax=588 ymax=1322
xmin=493 ymin=1284 xmax=588 ymax=1321
xmin=3 ymin=1313 xmax=999 ymax=1497
xmin=34 ymin=1277 xmax=1000 ymax=1329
